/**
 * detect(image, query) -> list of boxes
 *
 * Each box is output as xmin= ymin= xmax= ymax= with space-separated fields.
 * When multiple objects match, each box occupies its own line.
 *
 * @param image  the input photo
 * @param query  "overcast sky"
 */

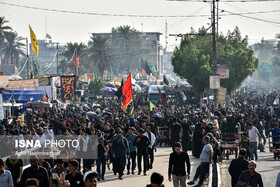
xmin=1 ymin=0 xmax=279 ymax=51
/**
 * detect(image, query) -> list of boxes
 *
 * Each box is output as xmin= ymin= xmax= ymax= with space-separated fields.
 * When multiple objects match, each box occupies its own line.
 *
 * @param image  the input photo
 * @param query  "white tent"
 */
xmin=9 ymin=75 xmax=22 ymax=80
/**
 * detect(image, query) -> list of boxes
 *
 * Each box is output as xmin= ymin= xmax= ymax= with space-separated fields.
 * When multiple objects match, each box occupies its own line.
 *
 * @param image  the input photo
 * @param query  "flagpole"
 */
xmin=76 ymin=49 xmax=78 ymax=76
xmin=57 ymin=43 xmax=59 ymax=75
xmin=26 ymin=38 xmax=29 ymax=79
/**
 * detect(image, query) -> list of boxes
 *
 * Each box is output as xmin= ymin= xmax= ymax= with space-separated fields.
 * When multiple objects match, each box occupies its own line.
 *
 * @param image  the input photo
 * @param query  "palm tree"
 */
xmin=112 ymin=25 xmax=141 ymax=73
xmin=1 ymin=31 xmax=25 ymax=65
xmin=87 ymin=35 xmax=115 ymax=77
xmin=0 ymin=16 xmax=13 ymax=64
xmin=60 ymin=42 xmax=87 ymax=74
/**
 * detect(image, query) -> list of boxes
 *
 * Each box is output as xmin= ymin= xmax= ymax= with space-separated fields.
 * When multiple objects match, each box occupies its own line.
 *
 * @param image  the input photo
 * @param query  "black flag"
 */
xmin=115 ymin=79 xmax=123 ymax=100
xmin=163 ymin=75 xmax=170 ymax=86
xmin=144 ymin=60 xmax=153 ymax=75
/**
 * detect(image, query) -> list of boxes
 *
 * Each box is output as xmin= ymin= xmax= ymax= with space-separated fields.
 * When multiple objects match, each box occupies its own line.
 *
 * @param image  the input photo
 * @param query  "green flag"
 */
xmin=151 ymin=65 xmax=160 ymax=79
xmin=149 ymin=101 xmax=155 ymax=111
xmin=152 ymin=65 xmax=157 ymax=73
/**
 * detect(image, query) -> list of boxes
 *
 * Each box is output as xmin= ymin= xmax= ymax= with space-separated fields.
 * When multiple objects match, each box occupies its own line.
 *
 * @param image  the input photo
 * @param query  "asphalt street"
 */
xmin=97 ymin=147 xmax=201 ymax=187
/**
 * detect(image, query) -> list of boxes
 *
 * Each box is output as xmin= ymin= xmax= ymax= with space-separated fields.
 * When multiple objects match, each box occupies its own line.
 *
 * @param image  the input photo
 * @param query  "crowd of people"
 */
xmin=0 ymin=85 xmax=279 ymax=187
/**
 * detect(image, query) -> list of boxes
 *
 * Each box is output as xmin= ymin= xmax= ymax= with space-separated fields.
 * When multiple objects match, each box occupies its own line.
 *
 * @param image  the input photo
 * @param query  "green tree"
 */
xmin=112 ymin=25 xmax=143 ymax=73
xmin=172 ymin=27 xmax=258 ymax=96
xmin=1 ymin=31 xmax=25 ymax=65
xmin=60 ymin=42 xmax=87 ymax=74
xmin=87 ymin=35 xmax=115 ymax=76
xmin=0 ymin=17 xmax=13 ymax=64
xmin=0 ymin=16 xmax=12 ymax=47
xmin=88 ymin=75 xmax=105 ymax=96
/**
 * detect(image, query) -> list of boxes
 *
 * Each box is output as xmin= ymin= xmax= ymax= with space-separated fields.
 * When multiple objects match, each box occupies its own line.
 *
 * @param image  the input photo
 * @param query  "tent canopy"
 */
xmin=1 ymin=89 xmax=45 ymax=103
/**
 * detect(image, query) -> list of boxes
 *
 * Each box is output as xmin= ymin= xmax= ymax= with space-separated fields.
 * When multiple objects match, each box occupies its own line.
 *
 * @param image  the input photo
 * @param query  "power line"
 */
xmin=1 ymin=1 xmax=280 ymax=18
xmin=222 ymin=9 xmax=280 ymax=25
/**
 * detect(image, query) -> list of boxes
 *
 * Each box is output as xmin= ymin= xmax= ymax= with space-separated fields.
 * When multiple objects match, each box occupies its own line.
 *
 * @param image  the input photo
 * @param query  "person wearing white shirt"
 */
xmin=144 ymin=126 xmax=157 ymax=169
xmin=0 ymin=158 xmax=14 ymax=187
xmin=248 ymin=122 xmax=261 ymax=161
xmin=77 ymin=128 xmax=90 ymax=173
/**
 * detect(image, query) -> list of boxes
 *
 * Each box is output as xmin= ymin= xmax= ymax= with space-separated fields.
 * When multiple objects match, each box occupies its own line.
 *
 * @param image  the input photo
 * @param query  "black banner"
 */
xmin=61 ymin=76 xmax=76 ymax=102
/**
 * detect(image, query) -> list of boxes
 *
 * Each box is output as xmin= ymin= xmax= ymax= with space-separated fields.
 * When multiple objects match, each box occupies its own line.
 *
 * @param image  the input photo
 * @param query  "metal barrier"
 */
xmin=208 ymin=163 xmax=221 ymax=187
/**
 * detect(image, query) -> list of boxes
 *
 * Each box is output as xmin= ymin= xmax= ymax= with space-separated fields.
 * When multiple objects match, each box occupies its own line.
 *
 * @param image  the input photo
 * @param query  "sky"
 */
xmin=1 ymin=0 xmax=280 ymax=51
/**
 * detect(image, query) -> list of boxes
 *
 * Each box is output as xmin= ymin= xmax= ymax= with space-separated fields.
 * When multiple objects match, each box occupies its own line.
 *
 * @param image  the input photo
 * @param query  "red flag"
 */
xmin=154 ymin=76 xmax=158 ymax=81
xmin=28 ymin=68 xmax=32 ymax=73
xmin=157 ymin=87 xmax=166 ymax=105
xmin=142 ymin=69 xmax=146 ymax=75
xmin=73 ymin=55 xmax=77 ymax=65
xmin=76 ymin=57 xmax=80 ymax=67
xmin=67 ymin=68 xmax=71 ymax=73
xmin=121 ymin=73 xmax=133 ymax=110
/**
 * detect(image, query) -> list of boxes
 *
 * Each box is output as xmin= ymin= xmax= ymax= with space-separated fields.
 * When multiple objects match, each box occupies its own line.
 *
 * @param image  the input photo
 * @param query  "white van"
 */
xmin=148 ymin=85 xmax=166 ymax=102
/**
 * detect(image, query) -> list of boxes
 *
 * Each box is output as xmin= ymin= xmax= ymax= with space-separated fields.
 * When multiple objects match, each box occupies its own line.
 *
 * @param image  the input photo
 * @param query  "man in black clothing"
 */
xmin=228 ymin=148 xmax=249 ymax=187
xmin=5 ymin=148 xmax=23 ymax=187
xmin=65 ymin=160 xmax=85 ymax=187
xmin=236 ymin=161 xmax=263 ymax=187
xmin=134 ymin=128 xmax=150 ymax=175
xmin=169 ymin=117 xmax=182 ymax=150
xmin=19 ymin=156 xmax=50 ymax=187
xmin=168 ymin=142 xmax=191 ymax=187
xmin=146 ymin=172 xmax=165 ymax=187
xmin=181 ymin=117 xmax=192 ymax=152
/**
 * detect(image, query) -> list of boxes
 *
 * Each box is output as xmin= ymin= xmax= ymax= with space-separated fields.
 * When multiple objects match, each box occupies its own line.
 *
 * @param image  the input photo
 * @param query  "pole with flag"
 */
xmin=115 ymin=79 xmax=123 ymax=100
xmin=157 ymin=87 xmax=166 ymax=105
xmin=141 ymin=58 xmax=147 ymax=75
xmin=29 ymin=25 xmax=39 ymax=56
xmin=145 ymin=60 xmax=153 ymax=75
xmin=121 ymin=73 xmax=133 ymax=110
xmin=163 ymin=75 xmax=170 ymax=86
xmin=129 ymin=102 xmax=134 ymax=116
xmin=149 ymin=101 xmax=156 ymax=112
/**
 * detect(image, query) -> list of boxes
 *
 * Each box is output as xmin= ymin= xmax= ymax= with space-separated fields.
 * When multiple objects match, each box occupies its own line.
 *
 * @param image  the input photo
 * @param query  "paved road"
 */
xmin=96 ymin=147 xmax=201 ymax=187
xmin=220 ymin=144 xmax=279 ymax=187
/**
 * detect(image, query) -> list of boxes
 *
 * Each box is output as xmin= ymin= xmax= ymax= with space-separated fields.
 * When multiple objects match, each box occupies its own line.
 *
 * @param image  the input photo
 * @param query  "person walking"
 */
xmin=134 ymin=128 xmax=150 ymax=175
xmin=96 ymin=132 xmax=109 ymax=180
xmin=19 ymin=156 xmax=50 ymax=187
xmin=168 ymin=142 xmax=191 ymax=187
xmin=266 ymin=123 xmax=280 ymax=159
xmin=112 ymin=130 xmax=130 ymax=180
xmin=169 ymin=117 xmax=182 ymax=150
xmin=5 ymin=148 xmax=23 ymax=187
xmin=228 ymin=148 xmax=249 ymax=187
xmin=193 ymin=136 xmax=213 ymax=187
xmin=126 ymin=127 xmax=137 ymax=175
xmin=258 ymin=116 xmax=266 ymax=152
xmin=248 ymin=122 xmax=261 ymax=161
xmin=144 ymin=126 xmax=157 ymax=169
xmin=65 ymin=160 xmax=84 ymax=187
xmin=181 ymin=117 xmax=192 ymax=152
xmin=0 ymin=158 xmax=13 ymax=187
xmin=236 ymin=161 xmax=263 ymax=187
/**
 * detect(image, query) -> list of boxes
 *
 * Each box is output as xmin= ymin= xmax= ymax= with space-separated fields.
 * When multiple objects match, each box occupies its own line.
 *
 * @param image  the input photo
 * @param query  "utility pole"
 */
xmin=216 ymin=0 xmax=219 ymax=34
xmin=26 ymin=38 xmax=29 ymax=79
xmin=212 ymin=0 xmax=218 ymax=106
xmin=56 ymin=43 xmax=59 ymax=75
xmin=165 ymin=20 xmax=168 ymax=51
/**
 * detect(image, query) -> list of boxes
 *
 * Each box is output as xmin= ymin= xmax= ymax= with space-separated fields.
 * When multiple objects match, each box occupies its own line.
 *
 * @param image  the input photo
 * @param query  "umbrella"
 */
xmin=153 ymin=113 xmax=162 ymax=118
xmin=137 ymin=81 xmax=147 ymax=87
xmin=100 ymin=87 xmax=113 ymax=92
xmin=109 ymin=81 xmax=121 ymax=86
